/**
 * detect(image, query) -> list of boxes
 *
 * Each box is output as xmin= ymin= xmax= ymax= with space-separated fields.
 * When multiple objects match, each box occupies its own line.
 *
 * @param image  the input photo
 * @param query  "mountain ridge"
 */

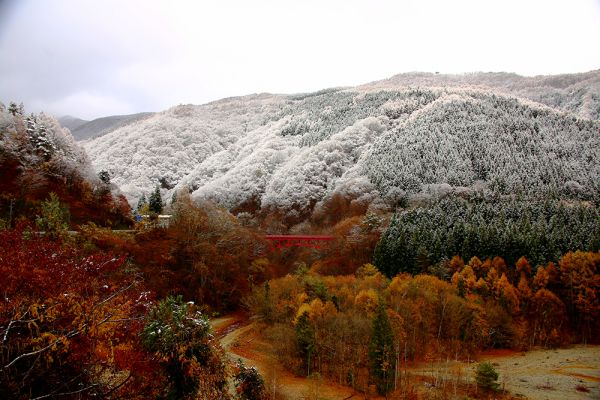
xmin=59 ymin=112 xmax=154 ymax=141
xmin=360 ymin=69 xmax=600 ymax=120
xmin=83 ymin=70 xmax=600 ymax=218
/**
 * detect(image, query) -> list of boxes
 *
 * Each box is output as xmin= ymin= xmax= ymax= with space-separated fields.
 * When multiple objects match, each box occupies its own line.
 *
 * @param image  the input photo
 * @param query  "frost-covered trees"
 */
xmin=365 ymin=93 xmax=599 ymax=201
xmin=84 ymin=80 xmax=600 ymax=219
xmin=374 ymin=197 xmax=600 ymax=277
xmin=141 ymin=295 xmax=228 ymax=399
xmin=0 ymin=105 xmax=133 ymax=228
xmin=233 ymin=359 xmax=266 ymax=400
xmin=25 ymin=116 xmax=56 ymax=160
xmin=98 ymin=169 xmax=110 ymax=184
xmin=7 ymin=102 xmax=22 ymax=116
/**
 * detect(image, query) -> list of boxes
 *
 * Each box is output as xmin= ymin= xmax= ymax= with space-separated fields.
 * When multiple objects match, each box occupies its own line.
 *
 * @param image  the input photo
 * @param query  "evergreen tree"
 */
xmin=98 ymin=170 xmax=111 ymax=184
xmin=25 ymin=118 xmax=55 ymax=160
xmin=148 ymin=186 xmax=163 ymax=214
xmin=141 ymin=295 xmax=228 ymax=399
xmin=136 ymin=193 xmax=148 ymax=213
xmin=475 ymin=362 xmax=500 ymax=392
xmin=374 ymin=197 xmax=600 ymax=277
xmin=8 ymin=102 xmax=19 ymax=116
xmin=369 ymin=301 xmax=396 ymax=395
xmin=295 ymin=311 xmax=315 ymax=377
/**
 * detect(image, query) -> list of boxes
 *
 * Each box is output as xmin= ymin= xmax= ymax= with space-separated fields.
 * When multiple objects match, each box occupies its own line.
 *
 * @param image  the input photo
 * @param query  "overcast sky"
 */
xmin=1 ymin=0 xmax=599 ymax=120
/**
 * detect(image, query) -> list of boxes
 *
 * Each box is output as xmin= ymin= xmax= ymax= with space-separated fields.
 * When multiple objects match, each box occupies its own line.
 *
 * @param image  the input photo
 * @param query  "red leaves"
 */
xmin=0 ymin=227 xmax=154 ymax=399
xmin=0 ymin=228 xmax=126 ymax=301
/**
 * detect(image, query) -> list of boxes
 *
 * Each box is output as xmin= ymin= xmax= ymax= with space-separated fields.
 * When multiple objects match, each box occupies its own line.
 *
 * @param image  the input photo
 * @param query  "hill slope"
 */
xmin=0 ymin=104 xmax=132 ymax=227
xmin=61 ymin=112 xmax=154 ymax=141
xmin=84 ymin=71 xmax=600 ymax=217
xmin=58 ymin=115 xmax=89 ymax=132
xmin=363 ymin=70 xmax=600 ymax=120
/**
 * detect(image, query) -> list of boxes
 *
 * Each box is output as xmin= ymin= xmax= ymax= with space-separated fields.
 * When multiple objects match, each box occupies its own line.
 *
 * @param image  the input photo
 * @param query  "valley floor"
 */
xmin=214 ymin=315 xmax=600 ymax=400
xmin=411 ymin=345 xmax=600 ymax=400
xmin=473 ymin=346 xmax=599 ymax=400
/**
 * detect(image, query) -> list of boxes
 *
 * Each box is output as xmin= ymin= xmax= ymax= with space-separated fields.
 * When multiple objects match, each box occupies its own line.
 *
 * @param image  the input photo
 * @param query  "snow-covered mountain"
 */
xmin=84 ymin=71 xmax=600 ymax=217
xmin=61 ymin=112 xmax=154 ymax=141
xmin=58 ymin=115 xmax=89 ymax=133
xmin=362 ymin=70 xmax=600 ymax=120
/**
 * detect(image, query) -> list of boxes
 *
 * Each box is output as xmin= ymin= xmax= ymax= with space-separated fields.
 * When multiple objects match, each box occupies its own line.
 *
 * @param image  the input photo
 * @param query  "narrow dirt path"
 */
xmin=215 ymin=315 xmax=600 ymax=400
xmin=215 ymin=314 xmax=361 ymax=400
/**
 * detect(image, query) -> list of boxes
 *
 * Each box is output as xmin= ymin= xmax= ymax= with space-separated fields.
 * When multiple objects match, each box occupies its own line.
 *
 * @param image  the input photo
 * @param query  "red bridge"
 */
xmin=265 ymin=235 xmax=335 ymax=250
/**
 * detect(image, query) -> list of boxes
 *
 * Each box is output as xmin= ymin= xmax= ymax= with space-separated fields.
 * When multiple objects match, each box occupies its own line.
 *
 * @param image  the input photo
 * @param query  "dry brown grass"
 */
xmin=409 ymin=346 xmax=600 ymax=400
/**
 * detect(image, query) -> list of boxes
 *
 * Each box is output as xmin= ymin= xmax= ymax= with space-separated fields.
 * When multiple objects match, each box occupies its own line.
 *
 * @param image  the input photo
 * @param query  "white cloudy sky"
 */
xmin=1 ymin=0 xmax=599 ymax=120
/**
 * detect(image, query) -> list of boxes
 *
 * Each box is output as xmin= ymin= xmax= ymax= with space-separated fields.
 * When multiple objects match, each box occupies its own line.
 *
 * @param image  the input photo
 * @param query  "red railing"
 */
xmin=264 ymin=235 xmax=335 ymax=250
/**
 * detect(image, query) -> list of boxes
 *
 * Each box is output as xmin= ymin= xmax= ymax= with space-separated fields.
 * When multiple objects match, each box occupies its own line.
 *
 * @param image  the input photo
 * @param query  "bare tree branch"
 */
xmin=30 ymin=383 xmax=99 ymax=399
xmin=95 ymin=277 xmax=140 ymax=308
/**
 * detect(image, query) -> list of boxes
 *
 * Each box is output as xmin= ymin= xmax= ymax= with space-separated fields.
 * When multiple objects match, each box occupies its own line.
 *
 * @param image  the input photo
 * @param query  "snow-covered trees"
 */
xmin=0 ymin=105 xmax=132 ymax=228
xmin=83 ymin=74 xmax=599 ymax=220
xmin=141 ymin=295 xmax=228 ymax=399
xmin=98 ymin=169 xmax=110 ymax=184
xmin=374 ymin=197 xmax=600 ymax=277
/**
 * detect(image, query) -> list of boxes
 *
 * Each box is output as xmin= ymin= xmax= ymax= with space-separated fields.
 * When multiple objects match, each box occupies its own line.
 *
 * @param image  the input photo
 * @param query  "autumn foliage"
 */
xmin=246 ymin=251 xmax=600 ymax=395
xmin=0 ymin=226 xmax=161 ymax=399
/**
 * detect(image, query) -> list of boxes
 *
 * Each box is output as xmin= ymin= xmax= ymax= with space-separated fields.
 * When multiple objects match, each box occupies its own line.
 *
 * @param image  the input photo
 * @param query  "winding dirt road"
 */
xmin=213 ymin=314 xmax=359 ymax=400
xmin=213 ymin=315 xmax=600 ymax=400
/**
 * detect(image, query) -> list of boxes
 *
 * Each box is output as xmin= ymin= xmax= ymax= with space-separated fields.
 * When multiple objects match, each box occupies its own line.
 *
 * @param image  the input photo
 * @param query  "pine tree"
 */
xmin=98 ymin=170 xmax=111 ymax=185
xmin=141 ymin=295 xmax=227 ymax=399
xmin=136 ymin=193 xmax=148 ymax=212
xmin=369 ymin=301 xmax=396 ymax=395
xmin=8 ymin=102 xmax=19 ymax=116
xmin=295 ymin=311 xmax=315 ymax=377
xmin=26 ymin=119 xmax=55 ymax=160
xmin=148 ymin=186 xmax=163 ymax=214
xmin=475 ymin=362 xmax=500 ymax=392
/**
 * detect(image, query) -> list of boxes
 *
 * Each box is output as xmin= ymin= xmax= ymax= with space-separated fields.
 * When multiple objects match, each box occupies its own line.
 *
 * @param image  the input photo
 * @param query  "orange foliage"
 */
xmin=0 ymin=227 xmax=161 ymax=399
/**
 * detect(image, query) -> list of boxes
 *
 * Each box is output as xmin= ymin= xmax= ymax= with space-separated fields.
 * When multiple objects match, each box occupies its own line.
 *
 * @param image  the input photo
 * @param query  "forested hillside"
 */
xmin=374 ymin=197 xmax=600 ymax=277
xmin=364 ymin=69 xmax=600 ymax=119
xmin=84 ymin=71 xmax=600 ymax=223
xmin=0 ymin=102 xmax=131 ymax=228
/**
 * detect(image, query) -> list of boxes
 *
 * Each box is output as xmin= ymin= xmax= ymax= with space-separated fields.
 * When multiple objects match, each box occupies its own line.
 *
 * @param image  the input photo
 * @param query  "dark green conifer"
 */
xmin=369 ymin=301 xmax=395 ymax=395
xmin=475 ymin=362 xmax=500 ymax=392
xmin=295 ymin=311 xmax=315 ymax=377
xmin=148 ymin=186 xmax=163 ymax=214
